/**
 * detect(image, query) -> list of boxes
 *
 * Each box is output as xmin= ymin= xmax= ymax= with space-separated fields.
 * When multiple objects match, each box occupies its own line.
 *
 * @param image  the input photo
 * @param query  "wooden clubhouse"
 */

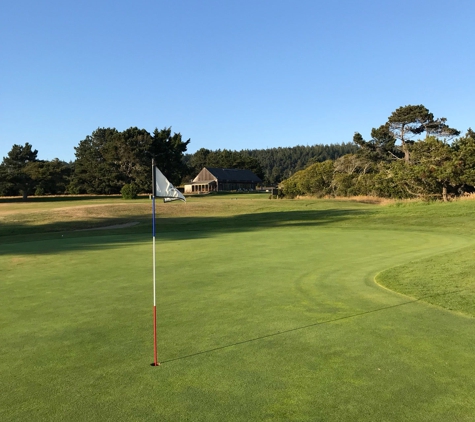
xmin=184 ymin=167 xmax=262 ymax=194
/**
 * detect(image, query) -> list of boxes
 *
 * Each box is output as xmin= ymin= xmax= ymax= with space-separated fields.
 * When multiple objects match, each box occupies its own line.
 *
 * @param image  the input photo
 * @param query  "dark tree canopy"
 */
xmin=26 ymin=159 xmax=73 ymax=196
xmin=70 ymin=127 xmax=189 ymax=194
xmin=0 ymin=143 xmax=74 ymax=198
xmin=0 ymin=143 xmax=39 ymax=198
xmin=149 ymin=128 xmax=190 ymax=187
xmin=69 ymin=128 xmax=123 ymax=194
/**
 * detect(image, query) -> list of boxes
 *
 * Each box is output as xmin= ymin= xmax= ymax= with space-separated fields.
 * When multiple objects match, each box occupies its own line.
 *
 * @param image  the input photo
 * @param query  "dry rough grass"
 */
xmin=295 ymin=195 xmax=404 ymax=205
xmin=0 ymin=194 xmax=271 ymax=236
xmin=456 ymin=192 xmax=475 ymax=201
xmin=0 ymin=203 xmax=148 ymax=226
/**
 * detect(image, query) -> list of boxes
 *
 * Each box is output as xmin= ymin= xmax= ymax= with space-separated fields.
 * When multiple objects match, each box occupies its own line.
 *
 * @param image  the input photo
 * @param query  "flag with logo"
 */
xmin=153 ymin=166 xmax=186 ymax=202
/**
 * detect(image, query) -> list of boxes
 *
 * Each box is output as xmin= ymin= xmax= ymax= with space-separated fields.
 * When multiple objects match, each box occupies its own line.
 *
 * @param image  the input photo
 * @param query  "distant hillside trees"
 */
xmin=184 ymin=143 xmax=357 ymax=185
xmin=183 ymin=148 xmax=264 ymax=182
xmin=69 ymin=127 xmax=190 ymax=194
xmin=244 ymin=143 xmax=357 ymax=184
xmin=282 ymin=105 xmax=473 ymax=201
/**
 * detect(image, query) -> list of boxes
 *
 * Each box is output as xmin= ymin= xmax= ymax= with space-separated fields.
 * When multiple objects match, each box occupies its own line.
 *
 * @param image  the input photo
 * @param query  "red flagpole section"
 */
xmin=153 ymin=305 xmax=159 ymax=366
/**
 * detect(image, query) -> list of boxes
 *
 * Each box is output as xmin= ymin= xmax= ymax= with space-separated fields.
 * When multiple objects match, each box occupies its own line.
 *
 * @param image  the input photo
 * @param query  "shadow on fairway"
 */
xmin=0 ymin=208 xmax=373 ymax=255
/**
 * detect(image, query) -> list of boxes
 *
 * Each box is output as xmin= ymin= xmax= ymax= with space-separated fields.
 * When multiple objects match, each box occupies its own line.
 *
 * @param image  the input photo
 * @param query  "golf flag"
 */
xmin=153 ymin=166 xmax=186 ymax=202
xmin=151 ymin=161 xmax=186 ymax=367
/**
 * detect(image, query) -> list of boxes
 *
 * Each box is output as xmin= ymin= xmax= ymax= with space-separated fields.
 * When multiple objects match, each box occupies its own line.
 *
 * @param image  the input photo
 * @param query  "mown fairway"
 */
xmin=1 ymin=195 xmax=475 ymax=421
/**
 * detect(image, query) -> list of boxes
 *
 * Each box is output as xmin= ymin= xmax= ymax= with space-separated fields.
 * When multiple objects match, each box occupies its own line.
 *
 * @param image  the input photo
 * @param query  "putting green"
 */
xmin=1 ymin=201 xmax=475 ymax=421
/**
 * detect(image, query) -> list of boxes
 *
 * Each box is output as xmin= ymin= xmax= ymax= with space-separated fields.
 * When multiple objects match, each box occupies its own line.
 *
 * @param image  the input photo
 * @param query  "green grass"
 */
xmin=1 ymin=195 xmax=475 ymax=421
xmin=376 ymin=246 xmax=475 ymax=317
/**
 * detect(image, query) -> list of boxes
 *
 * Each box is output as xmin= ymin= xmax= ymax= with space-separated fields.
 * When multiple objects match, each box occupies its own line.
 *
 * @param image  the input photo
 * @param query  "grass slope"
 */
xmin=1 ymin=195 xmax=475 ymax=421
xmin=376 ymin=246 xmax=475 ymax=317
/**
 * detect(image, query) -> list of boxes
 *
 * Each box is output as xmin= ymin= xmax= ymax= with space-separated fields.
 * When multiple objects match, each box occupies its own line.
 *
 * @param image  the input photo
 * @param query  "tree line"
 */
xmin=0 ymin=127 xmax=354 ymax=197
xmin=281 ymin=105 xmax=475 ymax=201
xmin=0 ymin=143 xmax=73 ymax=199
xmin=0 ymin=127 xmax=189 ymax=198
xmin=3 ymin=104 xmax=471 ymax=200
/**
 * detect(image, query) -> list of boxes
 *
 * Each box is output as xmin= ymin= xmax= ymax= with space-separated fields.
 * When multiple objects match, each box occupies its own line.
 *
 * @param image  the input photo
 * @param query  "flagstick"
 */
xmin=152 ymin=160 xmax=160 ymax=367
xmin=150 ymin=160 xmax=185 ymax=366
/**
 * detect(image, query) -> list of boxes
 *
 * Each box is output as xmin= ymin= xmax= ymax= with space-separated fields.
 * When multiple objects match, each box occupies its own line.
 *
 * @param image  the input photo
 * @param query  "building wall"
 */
xmin=193 ymin=168 xmax=217 ymax=183
xmin=184 ymin=181 xmax=217 ymax=193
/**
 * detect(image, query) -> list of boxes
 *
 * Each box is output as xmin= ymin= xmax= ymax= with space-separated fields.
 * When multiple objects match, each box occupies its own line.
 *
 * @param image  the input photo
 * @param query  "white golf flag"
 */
xmin=153 ymin=166 xmax=186 ymax=202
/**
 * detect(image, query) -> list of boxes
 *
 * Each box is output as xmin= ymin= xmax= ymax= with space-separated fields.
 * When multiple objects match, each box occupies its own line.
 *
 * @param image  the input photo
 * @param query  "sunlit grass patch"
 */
xmin=376 ymin=246 xmax=475 ymax=317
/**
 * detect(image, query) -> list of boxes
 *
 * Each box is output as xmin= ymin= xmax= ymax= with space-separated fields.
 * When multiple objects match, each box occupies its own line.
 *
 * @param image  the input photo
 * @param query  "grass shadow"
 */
xmin=0 ymin=208 xmax=372 ymax=255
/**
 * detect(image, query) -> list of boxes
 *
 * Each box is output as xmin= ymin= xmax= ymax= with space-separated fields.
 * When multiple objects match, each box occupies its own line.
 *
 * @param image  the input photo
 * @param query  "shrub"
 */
xmin=121 ymin=183 xmax=138 ymax=199
xmin=35 ymin=186 xmax=45 ymax=196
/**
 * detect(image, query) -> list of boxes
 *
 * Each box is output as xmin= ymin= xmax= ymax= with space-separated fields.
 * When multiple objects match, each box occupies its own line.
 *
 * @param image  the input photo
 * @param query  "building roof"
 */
xmin=196 ymin=167 xmax=262 ymax=183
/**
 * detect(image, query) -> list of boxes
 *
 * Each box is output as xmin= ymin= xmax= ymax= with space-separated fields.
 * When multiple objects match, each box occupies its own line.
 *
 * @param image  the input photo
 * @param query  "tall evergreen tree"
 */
xmin=70 ymin=128 xmax=123 ymax=194
xmin=0 ymin=143 xmax=39 ymax=199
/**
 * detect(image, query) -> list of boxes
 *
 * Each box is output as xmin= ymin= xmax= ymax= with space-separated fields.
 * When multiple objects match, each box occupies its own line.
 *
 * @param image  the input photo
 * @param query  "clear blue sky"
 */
xmin=1 ymin=0 xmax=474 ymax=162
